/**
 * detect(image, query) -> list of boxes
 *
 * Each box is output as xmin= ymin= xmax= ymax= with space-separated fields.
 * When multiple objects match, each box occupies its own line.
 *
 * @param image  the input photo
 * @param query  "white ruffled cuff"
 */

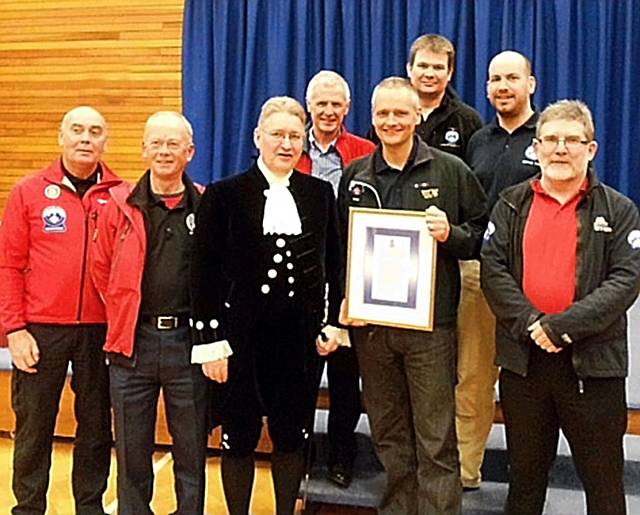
xmin=322 ymin=325 xmax=351 ymax=347
xmin=191 ymin=340 xmax=233 ymax=364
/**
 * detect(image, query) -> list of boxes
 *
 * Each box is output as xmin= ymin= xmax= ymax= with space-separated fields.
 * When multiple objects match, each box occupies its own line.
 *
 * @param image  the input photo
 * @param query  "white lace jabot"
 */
xmin=257 ymin=157 xmax=302 ymax=236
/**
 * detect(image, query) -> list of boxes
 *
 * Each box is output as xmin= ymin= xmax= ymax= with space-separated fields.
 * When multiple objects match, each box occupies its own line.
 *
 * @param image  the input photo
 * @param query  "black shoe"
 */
xmin=327 ymin=462 xmax=353 ymax=488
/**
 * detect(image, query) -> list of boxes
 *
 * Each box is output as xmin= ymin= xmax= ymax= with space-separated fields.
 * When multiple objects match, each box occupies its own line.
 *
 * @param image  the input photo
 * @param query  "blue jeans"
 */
xmin=109 ymin=323 xmax=209 ymax=515
xmin=353 ymin=324 xmax=462 ymax=515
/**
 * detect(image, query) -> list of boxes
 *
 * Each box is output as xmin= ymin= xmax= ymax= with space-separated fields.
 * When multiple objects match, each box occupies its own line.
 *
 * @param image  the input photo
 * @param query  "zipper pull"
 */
xmin=91 ymin=211 xmax=99 ymax=241
xmin=578 ymin=379 xmax=584 ymax=395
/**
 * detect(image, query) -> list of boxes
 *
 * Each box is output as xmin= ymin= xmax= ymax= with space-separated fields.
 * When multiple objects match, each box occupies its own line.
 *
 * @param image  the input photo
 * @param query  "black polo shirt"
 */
xmin=466 ymin=112 xmax=540 ymax=209
xmin=129 ymin=172 xmax=196 ymax=316
xmin=372 ymin=137 xmax=420 ymax=208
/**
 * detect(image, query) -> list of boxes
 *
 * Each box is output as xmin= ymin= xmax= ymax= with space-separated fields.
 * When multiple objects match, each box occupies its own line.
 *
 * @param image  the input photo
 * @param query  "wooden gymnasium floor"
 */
xmin=0 ymin=436 xmax=370 ymax=515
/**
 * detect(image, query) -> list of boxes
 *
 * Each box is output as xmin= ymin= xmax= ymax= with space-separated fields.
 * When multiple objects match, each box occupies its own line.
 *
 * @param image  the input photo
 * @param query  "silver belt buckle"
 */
xmin=157 ymin=315 xmax=177 ymax=330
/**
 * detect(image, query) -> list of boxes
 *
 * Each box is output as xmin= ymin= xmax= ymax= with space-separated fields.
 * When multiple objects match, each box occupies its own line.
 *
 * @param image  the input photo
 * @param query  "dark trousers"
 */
xmin=109 ymin=323 xmax=209 ymax=515
xmin=353 ymin=325 xmax=462 ymax=515
xmin=500 ymin=347 xmax=627 ymax=515
xmin=326 ymin=345 xmax=361 ymax=466
xmin=11 ymin=324 xmax=112 ymax=515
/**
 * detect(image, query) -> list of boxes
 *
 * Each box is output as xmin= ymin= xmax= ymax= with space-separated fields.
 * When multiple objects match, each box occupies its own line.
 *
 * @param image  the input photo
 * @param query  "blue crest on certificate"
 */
xmin=363 ymin=227 xmax=419 ymax=308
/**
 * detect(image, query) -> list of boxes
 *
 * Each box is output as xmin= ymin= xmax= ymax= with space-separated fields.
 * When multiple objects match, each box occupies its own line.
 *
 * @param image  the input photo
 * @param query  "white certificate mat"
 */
xmin=346 ymin=207 xmax=436 ymax=331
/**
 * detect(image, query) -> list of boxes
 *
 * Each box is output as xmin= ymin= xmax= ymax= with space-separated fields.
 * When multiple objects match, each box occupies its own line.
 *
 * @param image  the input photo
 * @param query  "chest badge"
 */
xmin=42 ymin=206 xmax=67 ymax=233
xmin=593 ymin=216 xmax=612 ymax=233
xmin=524 ymin=144 xmax=538 ymax=162
xmin=44 ymin=184 xmax=61 ymax=199
xmin=444 ymin=128 xmax=460 ymax=144
xmin=420 ymin=187 xmax=439 ymax=200
xmin=349 ymin=182 xmax=363 ymax=202
xmin=185 ymin=212 xmax=196 ymax=235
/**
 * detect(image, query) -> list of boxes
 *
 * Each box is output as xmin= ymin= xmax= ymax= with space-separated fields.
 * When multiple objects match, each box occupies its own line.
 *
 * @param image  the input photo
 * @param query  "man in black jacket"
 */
xmin=481 ymin=100 xmax=640 ymax=515
xmin=368 ymin=34 xmax=482 ymax=163
xmin=339 ymin=77 xmax=487 ymax=515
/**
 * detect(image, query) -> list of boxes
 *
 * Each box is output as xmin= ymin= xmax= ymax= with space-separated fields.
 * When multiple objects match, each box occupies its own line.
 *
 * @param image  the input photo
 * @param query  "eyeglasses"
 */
xmin=536 ymin=135 xmax=590 ymax=151
xmin=261 ymin=130 xmax=304 ymax=144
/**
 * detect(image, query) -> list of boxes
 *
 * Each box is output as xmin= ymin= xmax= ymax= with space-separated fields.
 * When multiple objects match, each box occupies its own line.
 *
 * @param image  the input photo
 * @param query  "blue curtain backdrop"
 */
xmin=182 ymin=0 xmax=640 ymax=205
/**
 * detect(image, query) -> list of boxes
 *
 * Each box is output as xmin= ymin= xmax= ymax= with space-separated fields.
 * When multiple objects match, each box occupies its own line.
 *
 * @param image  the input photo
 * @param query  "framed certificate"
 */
xmin=345 ymin=207 xmax=437 ymax=331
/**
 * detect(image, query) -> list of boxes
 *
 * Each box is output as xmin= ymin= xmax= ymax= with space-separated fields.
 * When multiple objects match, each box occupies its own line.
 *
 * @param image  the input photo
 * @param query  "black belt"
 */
xmin=140 ymin=314 xmax=189 ymax=330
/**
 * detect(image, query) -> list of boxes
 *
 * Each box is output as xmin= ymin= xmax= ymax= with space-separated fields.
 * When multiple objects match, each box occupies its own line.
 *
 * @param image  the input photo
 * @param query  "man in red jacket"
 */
xmin=92 ymin=111 xmax=208 ymax=515
xmin=296 ymin=70 xmax=375 ymax=488
xmin=0 ymin=106 xmax=121 ymax=515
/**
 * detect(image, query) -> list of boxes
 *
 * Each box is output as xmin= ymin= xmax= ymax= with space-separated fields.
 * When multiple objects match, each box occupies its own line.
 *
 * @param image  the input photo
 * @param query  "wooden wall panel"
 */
xmin=0 ymin=0 xmax=185 ymax=218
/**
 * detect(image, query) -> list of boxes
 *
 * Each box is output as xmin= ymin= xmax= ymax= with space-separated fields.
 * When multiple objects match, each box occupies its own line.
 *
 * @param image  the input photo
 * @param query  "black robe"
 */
xmin=191 ymin=165 xmax=343 ymax=430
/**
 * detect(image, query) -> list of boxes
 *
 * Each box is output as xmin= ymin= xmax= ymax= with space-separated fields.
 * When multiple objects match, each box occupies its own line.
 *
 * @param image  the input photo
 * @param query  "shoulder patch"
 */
xmin=484 ymin=221 xmax=495 ymax=241
xmin=628 ymin=229 xmax=640 ymax=249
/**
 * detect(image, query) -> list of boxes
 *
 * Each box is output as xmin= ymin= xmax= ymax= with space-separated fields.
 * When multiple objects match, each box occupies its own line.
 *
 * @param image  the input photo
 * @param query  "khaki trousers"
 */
xmin=455 ymin=259 xmax=499 ymax=488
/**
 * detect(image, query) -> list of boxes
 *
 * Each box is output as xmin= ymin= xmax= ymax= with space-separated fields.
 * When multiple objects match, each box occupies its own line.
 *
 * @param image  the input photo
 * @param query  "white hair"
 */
xmin=305 ymin=70 xmax=351 ymax=103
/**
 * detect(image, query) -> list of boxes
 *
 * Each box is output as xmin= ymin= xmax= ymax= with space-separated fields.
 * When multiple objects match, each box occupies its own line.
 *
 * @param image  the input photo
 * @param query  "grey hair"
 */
xmin=305 ymin=70 xmax=351 ymax=103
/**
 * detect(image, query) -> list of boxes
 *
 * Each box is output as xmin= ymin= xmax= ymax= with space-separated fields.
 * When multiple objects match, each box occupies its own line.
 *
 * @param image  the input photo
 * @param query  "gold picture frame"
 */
xmin=345 ymin=207 xmax=437 ymax=331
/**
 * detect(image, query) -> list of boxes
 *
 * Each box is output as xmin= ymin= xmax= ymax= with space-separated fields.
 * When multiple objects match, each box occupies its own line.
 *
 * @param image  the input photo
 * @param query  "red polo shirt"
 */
xmin=522 ymin=178 xmax=588 ymax=315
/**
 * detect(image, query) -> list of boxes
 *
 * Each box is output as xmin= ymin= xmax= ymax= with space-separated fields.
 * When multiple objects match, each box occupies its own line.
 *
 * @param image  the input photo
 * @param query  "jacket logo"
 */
xmin=628 ymin=229 xmax=640 ymax=249
xmin=420 ymin=188 xmax=439 ymax=200
xmin=185 ymin=212 xmax=196 ymax=235
xmin=593 ymin=216 xmax=612 ymax=233
xmin=44 ymin=184 xmax=61 ymax=199
xmin=349 ymin=181 xmax=363 ymax=201
xmin=444 ymin=128 xmax=460 ymax=144
xmin=42 ymin=206 xmax=67 ymax=233
xmin=524 ymin=144 xmax=537 ymax=162
xmin=483 ymin=221 xmax=495 ymax=241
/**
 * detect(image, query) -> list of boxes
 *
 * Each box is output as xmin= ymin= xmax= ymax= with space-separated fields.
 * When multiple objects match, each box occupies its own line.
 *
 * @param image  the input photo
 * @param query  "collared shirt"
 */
xmin=522 ymin=178 xmax=588 ymax=315
xmin=466 ymin=112 xmax=540 ymax=210
xmin=308 ymin=129 xmax=343 ymax=196
xmin=372 ymin=137 xmax=420 ymax=208
xmin=130 ymin=172 xmax=195 ymax=316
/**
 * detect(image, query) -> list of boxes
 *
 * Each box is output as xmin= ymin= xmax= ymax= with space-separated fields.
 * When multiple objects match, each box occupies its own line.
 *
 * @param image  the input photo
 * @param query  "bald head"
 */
xmin=60 ymin=106 xmax=107 ymax=133
xmin=487 ymin=51 xmax=536 ymax=124
xmin=58 ymin=105 xmax=108 ymax=178
xmin=488 ymin=51 xmax=532 ymax=77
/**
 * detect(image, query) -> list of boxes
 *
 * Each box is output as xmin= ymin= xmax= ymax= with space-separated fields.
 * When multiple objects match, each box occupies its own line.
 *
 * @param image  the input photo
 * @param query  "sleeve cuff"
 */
xmin=190 ymin=340 xmax=233 ymax=364
xmin=322 ymin=325 xmax=351 ymax=347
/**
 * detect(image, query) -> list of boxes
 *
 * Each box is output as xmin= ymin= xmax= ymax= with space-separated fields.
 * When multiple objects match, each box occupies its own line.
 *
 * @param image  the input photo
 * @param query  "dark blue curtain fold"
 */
xmin=182 ymin=0 xmax=639 ymax=204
